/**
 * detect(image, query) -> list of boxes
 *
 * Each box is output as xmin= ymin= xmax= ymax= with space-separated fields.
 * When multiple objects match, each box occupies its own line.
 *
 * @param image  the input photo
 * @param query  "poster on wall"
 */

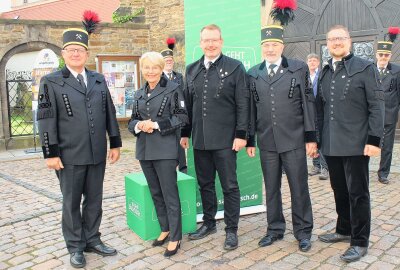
xmin=101 ymin=61 xmax=137 ymax=118
xmin=184 ymin=0 xmax=265 ymax=221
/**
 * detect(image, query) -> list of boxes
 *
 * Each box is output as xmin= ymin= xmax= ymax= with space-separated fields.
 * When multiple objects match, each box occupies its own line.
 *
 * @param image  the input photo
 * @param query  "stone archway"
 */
xmin=0 ymin=41 xmax=61 ymax=150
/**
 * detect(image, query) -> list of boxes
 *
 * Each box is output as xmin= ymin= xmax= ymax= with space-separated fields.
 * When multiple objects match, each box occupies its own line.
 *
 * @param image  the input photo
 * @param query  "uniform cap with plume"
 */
xmin=62 ymin=10 xmax=100 ymax=49
xmin=377 ymin=26 xmax=400 ymax=53
xmin=261 ymin=0 xmax=297 ymax=44
xmin=161 ymin=37 xmax=176 ymax=58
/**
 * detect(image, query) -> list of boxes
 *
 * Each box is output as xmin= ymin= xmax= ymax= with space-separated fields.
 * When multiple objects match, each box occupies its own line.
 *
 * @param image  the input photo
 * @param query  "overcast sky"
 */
xmin=0 ymin=0 xmax=12 ymax=12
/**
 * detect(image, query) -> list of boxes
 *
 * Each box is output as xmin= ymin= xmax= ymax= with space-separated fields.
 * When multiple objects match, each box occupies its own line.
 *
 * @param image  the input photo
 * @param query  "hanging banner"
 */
xmin=28 ymin=49 xmax=59 ymax=152
xmin=32 ymin=49 xmax=59 ymax=111
xmin=184 ymin=0 xmax=265 ymax=219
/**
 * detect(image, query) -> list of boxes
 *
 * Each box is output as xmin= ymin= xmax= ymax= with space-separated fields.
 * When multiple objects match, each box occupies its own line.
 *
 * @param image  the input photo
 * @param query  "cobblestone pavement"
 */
xmin=0 ymin=138 xmax=400 ymax=270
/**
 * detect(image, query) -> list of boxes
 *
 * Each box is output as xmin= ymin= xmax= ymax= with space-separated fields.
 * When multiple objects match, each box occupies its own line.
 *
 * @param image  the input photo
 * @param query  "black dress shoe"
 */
xmin=70 ymin=251 xmax=86 ymax=268
xmin=85 ymin=243 xmax=117 ymax=256
xmin=340 ymin=246 xmax=368 ymax=262
xmin=318 ymin=232 xmax=350 ymax=243
xmin=188 ymin=224 xmax=217 ymax=240
xmin=299 ymin=239 xmax=311 ymax=252
xmin=378 ymin=177 xmax=389 ymax=184
xmin=258 ymin=234 xmax=283 ymax=247
xmin=164 ymin=241 xmax=181 ymax=257
xmin=152 ymin=233 xmax=170 ymax=247
xmin=224 ymin=232 xmax=238 ymax=250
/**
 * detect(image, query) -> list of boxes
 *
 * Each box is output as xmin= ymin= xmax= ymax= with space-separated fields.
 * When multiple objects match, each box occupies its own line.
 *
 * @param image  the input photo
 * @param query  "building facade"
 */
xmin=1 ymin=0 xmax=400 ymax=150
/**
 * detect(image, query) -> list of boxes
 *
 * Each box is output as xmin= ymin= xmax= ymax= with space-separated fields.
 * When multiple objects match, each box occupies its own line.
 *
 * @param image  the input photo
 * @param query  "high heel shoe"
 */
xmin=164 ymin=241 xmax=181 ymax=257
xmin=152 ymin=233 xmax=170 ymax=247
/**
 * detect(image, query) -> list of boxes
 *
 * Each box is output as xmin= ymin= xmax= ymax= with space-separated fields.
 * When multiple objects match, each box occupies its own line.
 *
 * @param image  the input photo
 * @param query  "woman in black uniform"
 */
xmin=128 ymin=51 xmax=188 ymax=257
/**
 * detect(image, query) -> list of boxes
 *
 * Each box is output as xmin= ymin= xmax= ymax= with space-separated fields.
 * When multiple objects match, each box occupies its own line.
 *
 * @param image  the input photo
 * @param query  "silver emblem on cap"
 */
xmin=76 ymin=34 xmax=82 ymax=40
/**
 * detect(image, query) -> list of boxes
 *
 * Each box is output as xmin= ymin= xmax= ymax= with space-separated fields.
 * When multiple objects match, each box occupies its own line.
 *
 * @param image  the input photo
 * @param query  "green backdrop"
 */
xmin=184 ymin=0 xmax=265 ymax=215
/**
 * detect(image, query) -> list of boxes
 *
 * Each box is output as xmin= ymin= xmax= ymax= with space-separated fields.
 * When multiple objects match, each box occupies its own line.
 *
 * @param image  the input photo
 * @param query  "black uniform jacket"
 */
xmin=379 ymin=62 xmax=400 ymax=125
xmin=37 ymin=67 xmax=122 ymax=165
xmin=316 ymin=53 xmax=384 ymax=156
xmin=181 ymin=54 xmax=249 ymax=150
xmin=247 ymin=57 xmax=317 ymax=153
xmin=128 ymin=77 xmax=188 ymax=160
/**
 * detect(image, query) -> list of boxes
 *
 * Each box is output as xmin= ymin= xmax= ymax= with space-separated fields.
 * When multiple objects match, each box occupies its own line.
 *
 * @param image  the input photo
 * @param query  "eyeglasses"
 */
xmin=63 ymin=48 xmax=87 ymax=55
xmin=201 ymin=39 xmax=221 ymax=44
xmin=378 ymin=53 xmax=391 ymax=57
xmin=327 ymin=37 xmax=349 ymax=42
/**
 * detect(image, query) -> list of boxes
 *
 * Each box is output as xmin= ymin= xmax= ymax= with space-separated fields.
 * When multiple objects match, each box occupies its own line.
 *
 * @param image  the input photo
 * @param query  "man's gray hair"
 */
xmin=307 ymin=53 xmax=320 ymax=61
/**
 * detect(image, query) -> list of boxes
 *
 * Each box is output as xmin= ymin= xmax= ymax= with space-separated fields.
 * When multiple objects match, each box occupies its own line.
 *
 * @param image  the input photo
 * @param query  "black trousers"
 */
xmin=325 ymin=155 xmax=370 ymax=247
xmin=139 ymin=159 xmax=182 ymax=241
xmin=56 ymin=162 xmax=105 ymax=253
xmin=194 ymin=148 xmax=240 ymax=233
xmin=378 ymin=123 xmax=396 ymax=179
xmin=260 ymin=147 xmax=313 ymax=240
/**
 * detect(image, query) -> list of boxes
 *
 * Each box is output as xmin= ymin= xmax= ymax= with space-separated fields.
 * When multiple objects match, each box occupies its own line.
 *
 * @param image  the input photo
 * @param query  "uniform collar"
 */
xmin=265 ymin=57 xmax=282 ymax=70
xmin=66 ymin=65 xmax=87 ymax=84
xmin=163 ymin=69 xmax=174 ymax=75
xmin=328 ymin=53 xmax=354 ymax=71
xmin=377 ymin=64 xmax=388 ymax=70
xmin=204 ymin=54 xmax=221 ymax=67
xmin=259 ymin=55 xmax=289 ymax=70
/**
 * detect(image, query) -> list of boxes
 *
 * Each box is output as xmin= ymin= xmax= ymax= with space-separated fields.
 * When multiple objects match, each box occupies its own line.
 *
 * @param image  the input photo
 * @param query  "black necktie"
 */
xmin=379 ymin=67 xmax=385 ymax=78
xmin=77 ymin=74 xmax=86 ymax=92
xmin=207 ymin=61 xmax=213 ymax=70
xmin=333 ymin=61 xmax=341 ymax=72
xmin=168 ymin=72 xmax=173 ymax=80
xmin=269 ymin=64 xmax=277 ymax=78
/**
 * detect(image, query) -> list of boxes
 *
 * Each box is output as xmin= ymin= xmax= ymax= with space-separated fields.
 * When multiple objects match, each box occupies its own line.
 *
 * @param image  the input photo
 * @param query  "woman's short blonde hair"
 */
xmin=140 ymin=52 xmax=165 ymax=70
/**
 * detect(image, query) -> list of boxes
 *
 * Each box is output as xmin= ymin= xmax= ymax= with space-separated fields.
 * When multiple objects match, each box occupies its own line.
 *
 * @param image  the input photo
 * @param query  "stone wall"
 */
xmin=0 ymin=19 xmax=150 ymax=68
xmin=119 ymin=0 xmax=185 ymax=73
xmin=0 ymin=19 xmax=150 ymax=150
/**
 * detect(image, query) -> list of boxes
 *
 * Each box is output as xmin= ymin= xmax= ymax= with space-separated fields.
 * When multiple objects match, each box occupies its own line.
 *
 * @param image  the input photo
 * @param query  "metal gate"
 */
xmin=6 ymin=70 xmax=34 ymax=137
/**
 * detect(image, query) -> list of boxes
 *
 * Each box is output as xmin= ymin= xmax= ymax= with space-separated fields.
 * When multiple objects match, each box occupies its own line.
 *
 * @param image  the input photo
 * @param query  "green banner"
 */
xmin=184 ymin=0 xmax=264 ymax=214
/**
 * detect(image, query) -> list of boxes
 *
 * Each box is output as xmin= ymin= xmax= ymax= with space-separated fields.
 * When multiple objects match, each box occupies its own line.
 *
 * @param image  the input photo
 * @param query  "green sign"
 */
xmin=184 ymin=0 xmax=264 ymax=215
xmin=125 ymin=172 xmax=197 ymax=240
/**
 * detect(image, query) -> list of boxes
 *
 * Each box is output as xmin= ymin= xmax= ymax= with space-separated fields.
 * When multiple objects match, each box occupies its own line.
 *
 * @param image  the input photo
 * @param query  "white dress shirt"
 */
xmin=204 ymin=54 xmax=221 ymax=68
xmin=265 ymin=57 xmax=282 ymax=75
xmin=66 ymin=65 xmax=87 ymax=86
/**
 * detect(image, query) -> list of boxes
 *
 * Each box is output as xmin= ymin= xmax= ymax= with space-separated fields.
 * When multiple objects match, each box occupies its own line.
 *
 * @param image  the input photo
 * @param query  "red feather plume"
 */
xmin=389 ymin=27 xmax=400 ymax=35
xmin=387 ymin=26 xmax=400 ymax=43
xmin=274 ymin=0 xmax=297 ymax=10
xmin=270 ymin=0 xmax=297 ymax=26
xmin=82 ymin=10 xmax=100 ymax=35
xmin=166 ymin=37 xmax=176 ymax=50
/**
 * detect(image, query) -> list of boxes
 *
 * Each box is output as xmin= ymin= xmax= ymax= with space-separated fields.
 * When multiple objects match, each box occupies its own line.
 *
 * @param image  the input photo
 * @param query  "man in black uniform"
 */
xmin=181 ymin=24 xmax=249 ymax=250
xmin=376 ymin=27 xmax=400 ymax=184
xmin=37 ymin=15 xmax=121 ymax=268
xmin=246 ymin=22 xmax=317 ymax=252
xmin=317 ymin=25 xmax=384 ymax=263
xmin=161 ymin=38 xmax=187 ymax=173
xmin=161 ymin=38 xmax=184 ymax=86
